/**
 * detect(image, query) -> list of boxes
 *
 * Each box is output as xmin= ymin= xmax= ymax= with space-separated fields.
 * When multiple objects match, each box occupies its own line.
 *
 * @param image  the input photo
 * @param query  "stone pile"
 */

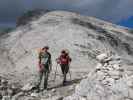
xmin=64 ymin=53 xmax=133 ymax=100
xmin=94 ymin=53 xmax=123 ymax=86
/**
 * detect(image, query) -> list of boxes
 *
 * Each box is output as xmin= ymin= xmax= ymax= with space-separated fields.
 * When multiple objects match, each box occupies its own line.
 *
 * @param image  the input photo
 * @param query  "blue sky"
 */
xmin=118 ymin=17 xmax=133 ymax=28
xmin=0 ymin=0 xmax=133 ymax=28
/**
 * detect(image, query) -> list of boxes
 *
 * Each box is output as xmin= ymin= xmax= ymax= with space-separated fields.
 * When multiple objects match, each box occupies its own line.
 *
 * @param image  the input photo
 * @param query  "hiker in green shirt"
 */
xmin=37 ymin=46 xmax=52 ymax=91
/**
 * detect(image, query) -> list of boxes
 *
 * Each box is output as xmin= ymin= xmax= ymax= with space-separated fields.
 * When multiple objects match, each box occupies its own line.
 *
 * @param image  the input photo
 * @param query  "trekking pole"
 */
xmin=53 ymin=63 xmax=58 ymax=81
xmin=68 ymin=64 xmax=72 ymax=80
xmin=69 ymin=70 xmax=72 ymax=80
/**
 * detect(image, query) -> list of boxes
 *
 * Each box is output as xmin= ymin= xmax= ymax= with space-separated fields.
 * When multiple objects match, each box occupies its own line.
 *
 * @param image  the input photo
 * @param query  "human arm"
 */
xmin=69 ymin=57 xmax=72 ymax=62
xmin=67 ymin=56 xmax=72 ymax=64
xmin=48 ymin=53 xmax=52 ymax=71
xmin=56 ymin=56 xmax=61 ymax=64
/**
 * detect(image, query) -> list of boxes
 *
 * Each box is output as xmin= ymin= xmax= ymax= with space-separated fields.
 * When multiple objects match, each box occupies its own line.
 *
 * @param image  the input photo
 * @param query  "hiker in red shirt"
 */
xmin=57 ymin=50 xmax=72 ymax=85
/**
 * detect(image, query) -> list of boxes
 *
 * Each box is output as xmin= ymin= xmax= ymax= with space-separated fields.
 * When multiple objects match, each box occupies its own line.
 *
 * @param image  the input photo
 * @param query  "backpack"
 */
xmin=60 ymin=55 xmax=70 ymax=64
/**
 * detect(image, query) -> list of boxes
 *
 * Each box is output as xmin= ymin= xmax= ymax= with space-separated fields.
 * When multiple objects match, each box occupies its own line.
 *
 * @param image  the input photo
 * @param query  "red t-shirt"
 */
xmin=59 ymin=54 xmax=71 ymax=64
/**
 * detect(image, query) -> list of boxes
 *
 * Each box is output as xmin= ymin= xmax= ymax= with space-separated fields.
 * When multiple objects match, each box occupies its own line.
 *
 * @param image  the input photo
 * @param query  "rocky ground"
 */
xmin=0 ymin=69 xmax=87 ymax=100
xmin=64 ymin=53 xmax=133 ymax=100
xmin=0 ymin=76 xmax=21 ymax=100
xmin=2 ymin=52 xmax=133 ymax=100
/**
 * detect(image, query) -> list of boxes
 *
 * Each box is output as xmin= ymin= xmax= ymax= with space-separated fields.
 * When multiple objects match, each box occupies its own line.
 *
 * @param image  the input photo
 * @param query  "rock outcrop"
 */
xmin=64 ymin=53 xmax=133 ymax=100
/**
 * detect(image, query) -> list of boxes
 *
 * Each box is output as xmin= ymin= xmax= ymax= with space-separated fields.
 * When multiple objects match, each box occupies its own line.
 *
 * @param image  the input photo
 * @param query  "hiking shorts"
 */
xmin=60 ymin=64 xmax=69 ymax=74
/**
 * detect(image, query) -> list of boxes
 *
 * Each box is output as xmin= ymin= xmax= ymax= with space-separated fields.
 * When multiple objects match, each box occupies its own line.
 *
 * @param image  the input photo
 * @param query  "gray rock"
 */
xmin=68 ymin=85 xmax=74 ymax=91
xmin=96 ymin=71 xmax=106 ymax=81
xmin=2 ymin=96 xmax=11 ymax=100
xmin=51 ymin=89 xmax=56 ymax=93
xmin=12 ymin=92 xmax=24 ymax=100
xmin=128 ymin=88 xmax=133 ymax=99
xmin=87 ymin=90 xmax=101 ymax=100
xmin=96 ymin=53 xmax=108 ymax=62
xmin=63 ymin=94 xmax=81 ymax=100
xmin=1 ymin=79 xmax=8 ymax=84
xmin=75 ymin=79 xmax=91 ymax=97
xmin=1 ymin=90 xmax=8 ymax=97
xmin=64 ymin=54 xmax=133 ymax=100
xmin=108 ymin=70 xmax=120 ymax=77
xmin=7 ymin=89 xmax=13 ymax=96
xmin=112 ymin=64 xmax=121 ymax=70
xmin=21 ymin=83 xmax=34 ymax=91
xmin=30 ymin=93 xmax=39 ymax=97
xmin=96 ymin=63 xmax=102 ymax=70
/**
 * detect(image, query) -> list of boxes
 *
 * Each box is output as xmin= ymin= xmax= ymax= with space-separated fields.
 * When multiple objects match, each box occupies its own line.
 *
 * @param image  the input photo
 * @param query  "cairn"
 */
xmin=64 ymin=53 xmax=133 ymax=100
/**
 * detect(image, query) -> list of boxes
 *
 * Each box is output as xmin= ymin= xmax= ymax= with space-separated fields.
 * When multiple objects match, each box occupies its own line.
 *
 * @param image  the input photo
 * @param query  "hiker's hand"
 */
xmin=39 ymin=64 xmax=42 ymax=68
xmin=56 ymin=59 xmax=60 ymax=64
xmin=39 ymin=67 xmax=42 ymax=72
xmin=38 ymin=64 xmax=43 ymax=72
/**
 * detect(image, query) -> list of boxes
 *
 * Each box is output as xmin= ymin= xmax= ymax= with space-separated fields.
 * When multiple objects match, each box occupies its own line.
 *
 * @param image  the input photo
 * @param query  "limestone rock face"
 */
xmin=64 ymin=53 xmax=133 ymax=100
xmin=0 ymin=11 xmax=133 ymax=85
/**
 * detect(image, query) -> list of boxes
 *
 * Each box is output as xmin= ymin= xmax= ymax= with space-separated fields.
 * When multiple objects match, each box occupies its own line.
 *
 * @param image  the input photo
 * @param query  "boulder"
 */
xmin=2 ymin=96 xmax=11 ymax=100
xmin=30 ymin=93 xmax=39 ymax=97
xmin=12 ymin=92 xmax=24 ymax=100
xmin=96 ymin=53 xmax=108 ymax=62
xmin=21 ymin=83 xmax=35 ymax=91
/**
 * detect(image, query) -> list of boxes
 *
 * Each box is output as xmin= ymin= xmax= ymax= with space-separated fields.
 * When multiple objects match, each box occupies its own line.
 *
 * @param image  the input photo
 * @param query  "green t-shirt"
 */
xmin=39 ymin=52 xmax=51 ymax=66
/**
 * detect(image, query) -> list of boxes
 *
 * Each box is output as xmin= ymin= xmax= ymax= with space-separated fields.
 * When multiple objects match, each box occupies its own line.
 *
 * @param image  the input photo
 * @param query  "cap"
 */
xmin=42 ymin=46 xmax=49 ymax=50
xmin=61 ymin=50 xmax=66 ymax=54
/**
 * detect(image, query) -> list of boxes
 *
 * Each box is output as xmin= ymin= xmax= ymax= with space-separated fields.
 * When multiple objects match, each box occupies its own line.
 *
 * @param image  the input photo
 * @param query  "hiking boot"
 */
xmin=32 ymin=86 xmax=40 ymax=93
xmin=63 ymin=80 xmax=67 ymax=86
xmin=43 ymin=86 xmax=47 ymax=90
xmin=34 ymin=88 xmax=40 ymax=93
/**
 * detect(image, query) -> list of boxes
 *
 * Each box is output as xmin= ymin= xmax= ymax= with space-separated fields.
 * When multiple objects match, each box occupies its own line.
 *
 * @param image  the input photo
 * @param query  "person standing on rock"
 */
xmin=56 ymin=50 xmax=72 ymax=85
xmin=37 ymin=46 xmax=52 ymax=91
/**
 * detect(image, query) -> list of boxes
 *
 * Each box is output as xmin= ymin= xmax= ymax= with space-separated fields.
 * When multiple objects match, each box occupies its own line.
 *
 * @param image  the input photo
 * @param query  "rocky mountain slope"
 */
xmin=64 ymin=53 xmax=133 ymax=100
xmin=0 ymin=11 xmax=133 ymax=99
